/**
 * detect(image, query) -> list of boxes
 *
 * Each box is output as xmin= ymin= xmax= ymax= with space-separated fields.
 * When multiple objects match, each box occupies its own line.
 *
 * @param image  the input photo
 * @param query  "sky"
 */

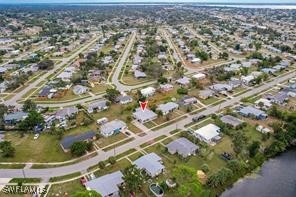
xmin=0 ymin=0 xmax=295 ymax=4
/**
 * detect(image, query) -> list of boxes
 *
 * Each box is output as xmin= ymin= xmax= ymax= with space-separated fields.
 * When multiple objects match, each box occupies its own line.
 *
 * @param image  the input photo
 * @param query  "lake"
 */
xmin=221 ymin=148 xmax=296 ymax=197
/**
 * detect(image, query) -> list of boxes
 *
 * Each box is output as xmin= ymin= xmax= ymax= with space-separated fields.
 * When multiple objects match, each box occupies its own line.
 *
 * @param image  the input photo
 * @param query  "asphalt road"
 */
xmin=0 ymin=70 xmax=294 ymax=179
xmin=111 ymin=31 xmax=137 ymax=92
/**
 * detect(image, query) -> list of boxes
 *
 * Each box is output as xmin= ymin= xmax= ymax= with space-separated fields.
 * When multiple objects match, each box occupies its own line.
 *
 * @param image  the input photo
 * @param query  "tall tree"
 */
xmin=0 ymin=141 xmax=15 ymax=158
xmin=22 ymin=100 xmax=37 ymax=112
xmin=105 ymin=88 xmax=120 ymax=103
xmin=18 ymin=111 xmax=44 ymax=131
xmin=173 ymin=165 xmax=205 ymax=196
xmin=122 ymin=165 xmax=144 ymax=195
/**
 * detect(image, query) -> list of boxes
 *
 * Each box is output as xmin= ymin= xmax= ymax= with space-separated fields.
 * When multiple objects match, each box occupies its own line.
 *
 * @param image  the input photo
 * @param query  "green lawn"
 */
xmin=139 ymin=135 xmax=167 ymax=148
xmin=35 ymin=89 xmax=86 ymax=102
xmin=102 ymin=137 xmax=135 ymax=151
xmin=93 ymin=158 xmax=131 ymax=177
xmin=200 ymin=97 xmax=221 ymax=106
xmin=9 ymin=178 xmax=41 ymax=183
xmin=47 ymin=180 xmax=84 ymax=197
xmin=90 ymin=84 xmax=110 ymax=94
xmin=115 ymin=148 xmax=137 ymax=160
xmin=49 ymin=172 xmax=81 ymax=182
xmin=0 ymin=164 xmax=25 ymax=169
xmin=96 ymin=133 xmax=127 ymax=148
xmin=1 ymin=132 xmax=72 ymax=162
xmin=128 ymin=151 xmax=144 ymax=161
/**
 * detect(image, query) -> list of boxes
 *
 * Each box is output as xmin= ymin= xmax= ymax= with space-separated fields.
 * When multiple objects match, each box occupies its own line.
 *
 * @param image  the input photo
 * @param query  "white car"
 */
xmin=33 ymin=134 xmax=40 ymax=140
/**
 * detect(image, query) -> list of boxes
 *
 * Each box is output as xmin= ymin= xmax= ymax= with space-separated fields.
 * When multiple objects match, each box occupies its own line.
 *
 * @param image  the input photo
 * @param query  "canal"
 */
xmin=221 ymin=148 xmax=296 ymax=197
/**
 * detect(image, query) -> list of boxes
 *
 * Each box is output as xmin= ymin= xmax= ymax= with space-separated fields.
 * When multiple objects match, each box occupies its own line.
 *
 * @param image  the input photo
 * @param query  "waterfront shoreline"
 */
xmin=221 ymin=148 xmax=296 ymax=197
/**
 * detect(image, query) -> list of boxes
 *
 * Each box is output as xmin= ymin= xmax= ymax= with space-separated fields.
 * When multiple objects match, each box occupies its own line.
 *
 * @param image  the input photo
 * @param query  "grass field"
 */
xmin=93 ymin=158 xmax=131 ymax=177
xmin=1 ymin=132 xmax=72 ymax=163
xmin=47 ymin=180 xmax=84 ymax=197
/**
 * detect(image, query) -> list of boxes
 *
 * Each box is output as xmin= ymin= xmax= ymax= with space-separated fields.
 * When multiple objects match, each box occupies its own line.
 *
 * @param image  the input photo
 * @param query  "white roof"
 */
xmin=194 ymin=123 xmax=220 ymax=141
xmin=176 ymin=76 xmax=190 ymax=85
xmin=141 ymin=87 xmax=155 ymax=95
xmin=134 ymin=153 xmax=164 ymax=176
xmin=157 ymin=102 xmax=179 ymax=113
xmin=192 ymin=73 xmax=206 ymax=79
xmin=255 ymin=98 xmax=272 ymax=107
xmin=133 ymin=108 xmax=157 ymax=121
xmin=85 ymin=171 xmax=123 ymax=196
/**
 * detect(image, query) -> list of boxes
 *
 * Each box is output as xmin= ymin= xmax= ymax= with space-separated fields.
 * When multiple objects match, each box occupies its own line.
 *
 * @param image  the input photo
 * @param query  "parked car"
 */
xmin=33 ymin=134 xmax=40 ymax=140
xmin=221 ymin=152 xmax=232 ymax=161
xmin=125 ymin=131 xmax=131 ymax=136
xmin=80 ymin=177 xmax=87 ymax=186
xmin=192 ymin=114 xmax=206 ymax=122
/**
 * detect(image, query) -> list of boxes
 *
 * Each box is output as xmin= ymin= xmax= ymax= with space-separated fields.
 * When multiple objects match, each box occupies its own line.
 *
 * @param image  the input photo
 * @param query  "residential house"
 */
xmin=55 ymin=107 xmax=78 ymax=121
xmin=131 ymin=64 xmax=139 ymax=71
xmin=220 ymin=115 xmax=244 ymax=128
xmin=60 ymin=131 xmax=96 ymax=152
xmin=133 ymin=108 xmax=157 ymax=123
xmin=0 ymin=67 xmax=8 ymax=74
xmin=100 ymin=119 xmax=127 ymax=137
xmin=266 ymin=91 xmax=289 ymax=105
xmin=166 ymin=137 xmax=199 ymax=158
xmin=176 ymin=76 xmax=190 ymax=86
xmin=199 ymin=89 xmax=215 ymax=99
xmin=85 ymin=171 xmax=124 ymax=197
xmin=39 ymin=86 xmax=52 ymax=98
xmin=159 ymin=84 xmax=174 ymax=92
xmin=116 ymin=95 xmax=133 ymax=105
xmin=209 ymin=83 xmax=233 ymax=92
xmin=178 ymin=96 xmax=198 ymax=106
xmin=194 ymin=123 xmax=221 ymax=144
xmin=261 ymin=68 xmax=276 ymax=74
xmin=192 ymin=73 xmax=206 ymax=80
xmin=134 ymin=153 xmax=165 ymax=177
xmin=228 ymin=78 xmax=242 ymax=88
xmin=239 ymin=106 xmax=267 ymax=120
xmin=255 ymin=98 xmax=273 ymax=109
xmin=0 ymin=82 xmax=8 ymax=93
xmin=241 ymin=75 xmax=255 ymax=85
xmin=56 ymin=71 xmax=73 ymax=82
xmin=134 ymin=70 xmax=147 ymax=79
xmin=87 ymin=100 xmax=109 ymax=113
xmin=140 ymin=87 xmax=155 ymax=97
xmin=191 ymin=58 xmax=201 ymax=64
xmin=88 ymin=69 xmax=104 ymax=82
xmin=162 ymin=63 xmax=174 ymax=71
xmin=4 ymin=111 xmax=28 ymax=125
xmin=157 ymin=102 xmax=179 ymax=115
xmin=72 ymin=85 xmax=89 ymax=95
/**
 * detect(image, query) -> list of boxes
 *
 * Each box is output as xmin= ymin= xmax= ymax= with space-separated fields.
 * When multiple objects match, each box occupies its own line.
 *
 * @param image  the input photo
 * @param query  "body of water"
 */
xmin=221 ymin=149 xmax=296 ymax=197
xmin=67 ymin=3 xmax=296 ymax=10
xmin=202 ymin=4 xmax=296 ymax=9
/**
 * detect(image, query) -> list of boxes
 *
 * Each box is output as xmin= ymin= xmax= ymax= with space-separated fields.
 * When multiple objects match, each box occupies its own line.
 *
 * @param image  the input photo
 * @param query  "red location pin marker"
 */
xmin=139 ymin=101 xmax=148 ymax=111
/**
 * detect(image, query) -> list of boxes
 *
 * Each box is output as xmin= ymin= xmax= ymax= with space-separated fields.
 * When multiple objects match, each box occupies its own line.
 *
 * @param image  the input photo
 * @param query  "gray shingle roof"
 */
xmin=220 ymin=115 xmax=244 ymax=127
xmin=55 ymin=107 xmax=78 ymax=119
xmin=166 ymin=137 xmax=199 ymax=158
xmin=133 ymin=108 xmax=157 ymax=122
xmin=85 ymin=171 xmax=123 ymax=197
xmin=239 ymin=106 xmax=267 ymax=118
xmin=100 ymin=120 xmax=126 ymax=136
xmin=134 ymin=153 xmax=164 ymax=177
xmin=60 ymin=131 xmax=96 ymax=150
xmin=4 ymin=112 xmax=28 ymax=122
xmin=157 ymin=102 xmax=179 ymax=113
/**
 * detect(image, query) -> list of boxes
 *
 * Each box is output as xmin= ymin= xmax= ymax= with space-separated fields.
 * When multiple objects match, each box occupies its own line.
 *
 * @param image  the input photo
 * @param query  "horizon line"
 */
xmin=0 ymin=2 xmax=296 ymax=5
